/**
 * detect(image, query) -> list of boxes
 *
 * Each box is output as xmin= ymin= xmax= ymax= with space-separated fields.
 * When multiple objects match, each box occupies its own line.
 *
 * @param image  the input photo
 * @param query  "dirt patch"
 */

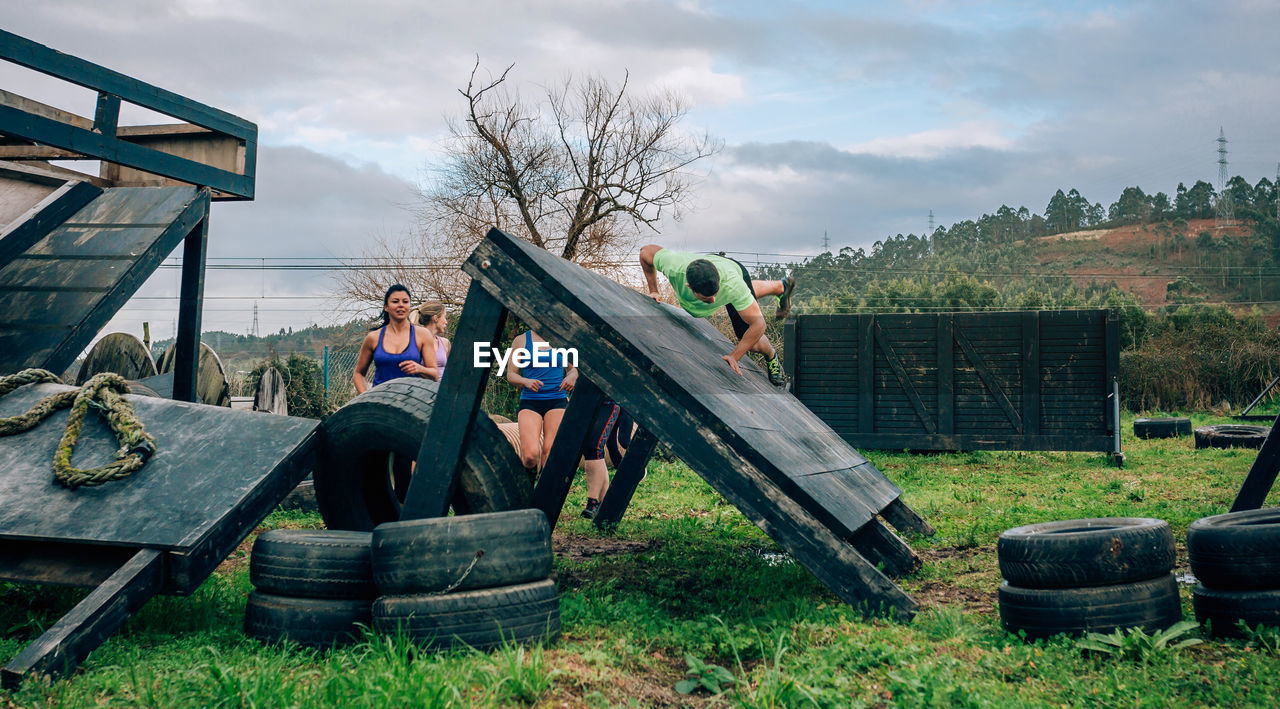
xmin=552 ymin=532 xmax=661 ymax=563
xmin=911 ymin=581 xmax=998 ymax=615
xmin=543 ymin=648 xmax=712 ymax=708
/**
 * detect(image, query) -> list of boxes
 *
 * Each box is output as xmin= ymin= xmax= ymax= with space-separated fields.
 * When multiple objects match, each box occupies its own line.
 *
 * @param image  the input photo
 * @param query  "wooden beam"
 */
xmin=879 ymin=497 xmax=936 ymax=537
xmin=92 ymin=92 xmax=119 ymax=137
xmin=1229 ymin=412 xmax=1280 ymax=512
xmin=954 ymin=326 xmax=1023 ymax=433
xmin=171 ymin=210 xmax=209 ymax=403
xmin=401 ymin=280 xmax=508 ymax=519
xmin=532 ymin=378 xmax=605 ymax=530
xmin=858 ymin=315 xmax=874 ymax=433
xmin=594 ymin=427 xmax=658 ymax=530
xmin=937 ymin=314 xmax=954 ymax=435
xmin=1 ymin=549 xmax=163 ymax=688
xmin=0 ymin=88 xmax=92 ymax=129
xmin=1022 ymin=311 xmax=1040 ymax=436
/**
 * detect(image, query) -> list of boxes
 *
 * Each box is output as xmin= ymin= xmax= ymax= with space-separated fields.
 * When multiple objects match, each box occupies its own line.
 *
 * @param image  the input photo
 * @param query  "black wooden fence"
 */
xmin=784 ymin=310 xmax=1120 ymax=454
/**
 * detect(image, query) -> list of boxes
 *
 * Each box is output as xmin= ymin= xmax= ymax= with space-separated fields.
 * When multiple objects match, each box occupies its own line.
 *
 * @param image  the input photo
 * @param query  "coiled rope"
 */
xmin=0 ymin=368 xmax=157 ymax=489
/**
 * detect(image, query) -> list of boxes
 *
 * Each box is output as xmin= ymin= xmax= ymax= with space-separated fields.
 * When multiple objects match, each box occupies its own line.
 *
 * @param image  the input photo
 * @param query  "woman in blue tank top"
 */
xmin=506 ymin=330 xmax=577 ymax=474
xmin=353 ymin=284 xmax=439 ymax=394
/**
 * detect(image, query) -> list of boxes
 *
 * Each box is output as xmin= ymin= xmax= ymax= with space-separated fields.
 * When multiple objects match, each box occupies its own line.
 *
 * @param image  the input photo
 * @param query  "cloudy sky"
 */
xmin=4 ymin=0 xmax=1279 ymax=338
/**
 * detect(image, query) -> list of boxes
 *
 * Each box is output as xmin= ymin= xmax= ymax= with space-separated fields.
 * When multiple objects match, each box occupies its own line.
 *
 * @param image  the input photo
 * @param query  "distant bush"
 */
xmin=1121 ymin=306 xmax=1280 ymax=411
xmin=248 ymin=353 xmax=328 ymax=419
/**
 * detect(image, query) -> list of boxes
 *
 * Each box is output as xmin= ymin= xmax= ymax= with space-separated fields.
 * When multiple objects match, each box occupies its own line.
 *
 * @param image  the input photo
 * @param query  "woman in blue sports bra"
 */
xmin=506 ymin=330 xmax=577 ymax=475
xmin=353 ymin=284 xmax=439 ymax=394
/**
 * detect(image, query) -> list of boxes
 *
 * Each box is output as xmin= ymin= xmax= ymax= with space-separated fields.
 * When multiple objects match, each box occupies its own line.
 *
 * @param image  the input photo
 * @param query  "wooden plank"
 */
xmin=0 ymin=539 xmax=136 ymax=587
xmin=0 ymin=181 xmax=101 ymax=269
xmin=532 ymin=378 xmax=604 ymax=531
xmin=1 ymin=549 xmax=163 ymax=688
xmin=402 ymin=280 xmax=508 ymax=518
xmin=1105 ymin=310 xmax=1120 ymax=436
xmin=171 ymin=214 xmax=207 ymax=403
xmin=593 ymin=427 xmax=658 ymax=529
xmin=937 ymin=314 xmax=954 ymax=436
xmin=953 ymin=326 xmax=1022 ymax=433
xmin=1023 ymin=311 xmax=1040 ymax=436
xmin=858 ymin=315 xmax=873 ymax=433
xmin=1229 ymin=412 xmax=1280 ymax=511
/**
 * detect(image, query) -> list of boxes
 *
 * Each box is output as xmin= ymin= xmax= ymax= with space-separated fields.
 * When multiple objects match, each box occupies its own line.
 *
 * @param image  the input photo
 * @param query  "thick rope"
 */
xmin=0 ymin=369 xmax=157 ymax=489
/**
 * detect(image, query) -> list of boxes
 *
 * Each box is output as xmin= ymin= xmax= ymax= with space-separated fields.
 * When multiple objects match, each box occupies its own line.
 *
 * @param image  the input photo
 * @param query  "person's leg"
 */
xmin=516 ymin=407 xmax=545 ymax=472
xmin=580 ymin=402 xmax=619 ymax=517
xmin=540 ymin=406 xmax=566 ymax=468
xmin=726 ymin=303 xmax=778 ymax=359
xmin=749 ymin=280 xmax=784 ymax=298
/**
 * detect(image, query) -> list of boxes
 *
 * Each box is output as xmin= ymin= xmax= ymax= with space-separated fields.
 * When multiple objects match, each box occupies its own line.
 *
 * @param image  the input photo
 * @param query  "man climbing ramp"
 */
xmin=639 ymin=244 xmax=795 ymax=386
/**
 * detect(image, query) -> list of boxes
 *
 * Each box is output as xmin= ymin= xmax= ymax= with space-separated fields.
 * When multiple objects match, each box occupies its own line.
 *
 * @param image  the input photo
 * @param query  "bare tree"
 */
xmin=338 ymin=60 xmax=720 ymax=311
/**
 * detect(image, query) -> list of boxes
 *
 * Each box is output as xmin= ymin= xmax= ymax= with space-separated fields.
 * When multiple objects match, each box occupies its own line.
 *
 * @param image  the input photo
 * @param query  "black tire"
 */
xmin=999 ymin=574 xmax=1182 ymax=640
xmin=1188 ymin=508 xmax=1280 ymax=590
xmin=1133 ymin=417 xmax=1192 ymax=439
xmin=244 ymin=591 xmax=371 ymax=647
xmin=997 ymin=518 xmax=1175 ymax=589
xmin=1193 ymin=584 xmax=1280 ymax=638
xmin=314 ymin=378 xmax=531 ymax=531
xmin=1194 ymin=424 xmax=1269 ymax=450
xmin=373 ymin=579 xmax=560 ymax=651
xmin=372 ymin=509 xmax=552 ymax=595
xmin=249 ymin=529 xmax=375 ymax=599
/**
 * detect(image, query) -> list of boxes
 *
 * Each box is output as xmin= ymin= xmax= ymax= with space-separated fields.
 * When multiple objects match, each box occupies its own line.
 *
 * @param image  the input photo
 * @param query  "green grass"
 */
xmin=3 ymin=411 xmax=1279 ymax=707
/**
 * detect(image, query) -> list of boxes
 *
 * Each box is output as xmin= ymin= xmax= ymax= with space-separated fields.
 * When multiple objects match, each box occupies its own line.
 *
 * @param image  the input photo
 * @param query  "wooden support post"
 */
xmin=401 ymin=281 xmax=508 ymax=519
xmin=1022 ymin=311 xmax=1040 ymax=438
xmin=1 ymin=549 xmax=163 ymax=688
xmin=782 ymin=319 xmax=797 ymax=389
xmin=594 ymin=427 xmax=658 ymax=530
xmin=1230 ymin=411 xmax=1280 ymax=512
xmin=849 ymin=519 xmax=920 ymax=578
xmin=93 ymin=92 xmax=119 ymax=137
xmin=532 ymin=378 xmax=604 ymax=531
xmin=937 ymin=314 xmax=954 ymax=436
xmin=858 ymin=315 xmax=874 ymax=433
xmin=879 ymin=497 xmax=936 ymax=537
xmin=171 ymin=215 xmax=207 ymax=403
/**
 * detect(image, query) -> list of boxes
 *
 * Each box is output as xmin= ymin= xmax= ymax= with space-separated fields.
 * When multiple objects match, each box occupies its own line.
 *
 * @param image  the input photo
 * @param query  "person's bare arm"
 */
xmin=560 ymin=364 xmax=578 ymax=392
xmin=353 ymin=332 xmax=377 ymax=394
xmin=639 ymin=244 xmax=663 ymax=301
xmin=506 ymin=333 xmax=542 ymax=391
xmin=402 ymin=329 xmax=439 ymax=380
xmin=722 ymin=302 xmax=766 ymax=376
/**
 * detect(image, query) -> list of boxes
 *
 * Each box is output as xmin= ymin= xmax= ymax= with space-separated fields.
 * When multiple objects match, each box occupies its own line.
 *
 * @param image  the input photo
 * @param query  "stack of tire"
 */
xmin=997 ymin=518 xmax=1181 ymax=639
xmin=244 ymin=530 xmax=376 ymax=647
xmin=371 ymin=509 xmax=561 ymax=650
xmin=1189 ymin=508 xmax=1280 ymax=637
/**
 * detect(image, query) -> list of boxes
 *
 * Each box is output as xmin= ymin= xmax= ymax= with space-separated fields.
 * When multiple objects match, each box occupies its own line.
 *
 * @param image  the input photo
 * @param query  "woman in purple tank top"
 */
xmin=353 ymin=284 xmax=439 ymax=394
xmin=416 ymin=301 xmax=451 ymax=381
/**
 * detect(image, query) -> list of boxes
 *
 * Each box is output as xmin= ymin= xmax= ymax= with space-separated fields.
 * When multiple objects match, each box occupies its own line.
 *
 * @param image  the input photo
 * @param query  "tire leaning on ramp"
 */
xmin=250 ymin=529 xmax=376 ymax=599
xmin=1133 ymin=417 xmax=1192 ymax=439
xmin=997 ymin=518 xmax=1176 ymax=589
xmin=1187 ymin=508 xmax=1280 ymax=590
xmin=1194 ymin=424 xmax=1269 ymax=450
xmin=998 ymin=574 xmax=1182 ymax=639
xmin=1192 ymin=585 xmax=1280 ymax=638
xmin=372 ymin=509 xmax=552 ymax=595
xmin=373 ymin=579 xmax=560 ymax=651
xmin=314 ymin=377 xmax=531 ymax=531
xmin=245 ymin=592 xmax=371 ymax=647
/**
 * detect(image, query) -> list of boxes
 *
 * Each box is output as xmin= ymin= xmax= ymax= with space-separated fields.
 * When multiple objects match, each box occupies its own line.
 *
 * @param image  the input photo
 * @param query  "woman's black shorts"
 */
xmin=518 ymin=398 xmax=568 ymax=416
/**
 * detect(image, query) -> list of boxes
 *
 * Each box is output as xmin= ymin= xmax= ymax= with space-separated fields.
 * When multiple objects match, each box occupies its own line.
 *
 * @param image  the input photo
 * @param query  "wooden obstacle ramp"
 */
xmin=0 ymin=184 xmax=209 ymax=377
xmin=403 ymin=228 xmax=933 ymax=619
xmin=0 ymin=383 xmax=317 ymax=685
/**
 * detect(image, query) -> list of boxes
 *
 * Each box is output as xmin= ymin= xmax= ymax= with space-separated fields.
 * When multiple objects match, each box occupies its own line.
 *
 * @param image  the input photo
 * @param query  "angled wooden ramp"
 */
xmin=0 ymin=383 xmax=317 ymax=686
xmin=403 ymin=228 xmax=933 ymax=619
xmin=0 ymin=178 xmax=208 ymax=376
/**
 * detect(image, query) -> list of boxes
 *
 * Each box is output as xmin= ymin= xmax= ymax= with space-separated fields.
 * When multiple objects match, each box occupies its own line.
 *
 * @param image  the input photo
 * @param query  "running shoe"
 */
xmin=775 ymin=276 xmax=796 ymax=319
xmin=765 ymin=356 xmax=786 ymax=387
xmin=582 ymin=497 xmax=601 ymax=519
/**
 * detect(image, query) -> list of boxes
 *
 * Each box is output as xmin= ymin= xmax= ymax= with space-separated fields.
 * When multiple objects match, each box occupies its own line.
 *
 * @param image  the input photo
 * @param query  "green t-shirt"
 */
xmin=652 ymin=249 xmax=755 ymax=318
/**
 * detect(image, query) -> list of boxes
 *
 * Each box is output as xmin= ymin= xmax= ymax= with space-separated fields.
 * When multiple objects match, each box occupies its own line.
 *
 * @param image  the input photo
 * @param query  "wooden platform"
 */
xmin=403 ymin=228 xmax=932 ymax=618
xmin=0 ymin=383 xmax=316 ymax=685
